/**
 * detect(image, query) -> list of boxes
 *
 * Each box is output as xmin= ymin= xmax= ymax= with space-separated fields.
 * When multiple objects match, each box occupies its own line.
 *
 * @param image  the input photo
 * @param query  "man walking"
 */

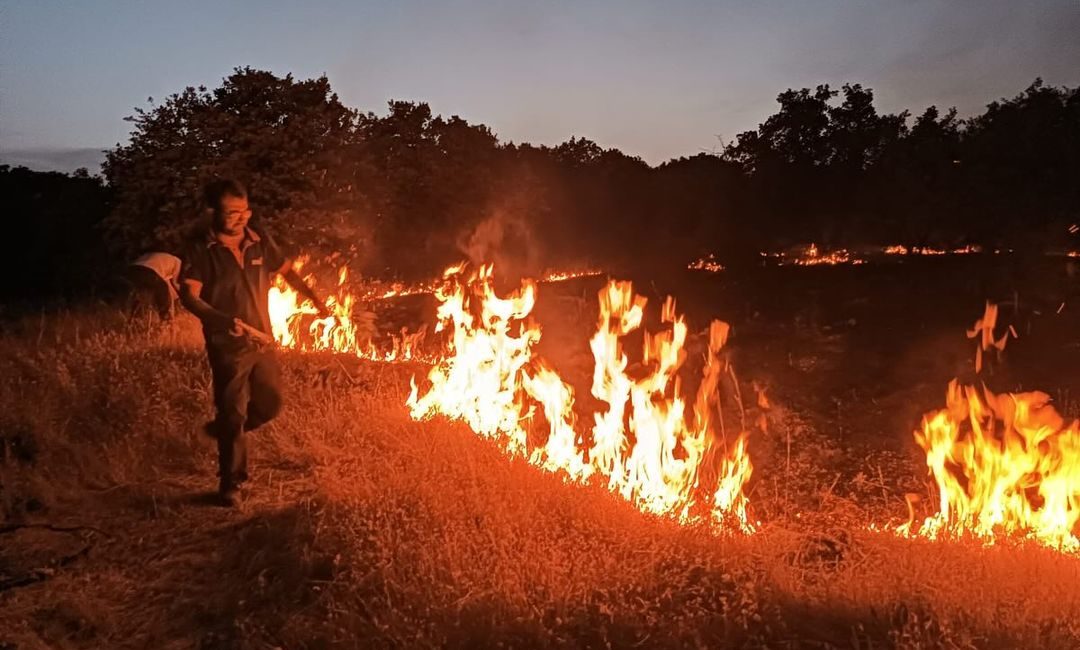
xmin=180 ymin=179 xmax=328 ymax=506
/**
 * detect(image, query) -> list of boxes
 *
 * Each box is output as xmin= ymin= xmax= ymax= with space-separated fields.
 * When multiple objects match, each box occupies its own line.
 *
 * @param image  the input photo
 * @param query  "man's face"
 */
xmin=215 ymin=194 xmax=251 ymax=236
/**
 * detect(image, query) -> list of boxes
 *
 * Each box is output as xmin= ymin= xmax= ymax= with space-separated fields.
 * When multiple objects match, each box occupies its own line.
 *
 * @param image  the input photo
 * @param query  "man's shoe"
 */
xmin=218 ymin=485 xmax=243 ymax=508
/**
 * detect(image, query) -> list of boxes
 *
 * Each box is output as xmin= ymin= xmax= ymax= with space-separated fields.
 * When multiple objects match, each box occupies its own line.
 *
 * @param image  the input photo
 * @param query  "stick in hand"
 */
xmin=230 ymin=318 xmax=275 ymax=346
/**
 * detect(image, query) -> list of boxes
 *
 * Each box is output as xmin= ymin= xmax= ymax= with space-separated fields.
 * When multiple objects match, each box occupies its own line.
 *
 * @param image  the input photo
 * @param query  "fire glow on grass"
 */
xmin=899 ymin=303 xmax=1080 ymax=552
xmin=407 ymin=264 xmax=754 ymax=532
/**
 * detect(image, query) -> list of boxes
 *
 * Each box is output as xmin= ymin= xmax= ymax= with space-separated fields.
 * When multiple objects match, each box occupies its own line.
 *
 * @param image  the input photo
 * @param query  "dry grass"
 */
xmin=2 ymin=308 xmax=1080 ymax=649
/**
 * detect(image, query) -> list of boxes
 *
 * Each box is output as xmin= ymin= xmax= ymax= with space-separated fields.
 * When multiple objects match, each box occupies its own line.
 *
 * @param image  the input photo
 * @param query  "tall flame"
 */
xmin=407 ymin=264 xmax=754 ymax=532
xmin=901 ymin=303 xmax=1080 ymax=552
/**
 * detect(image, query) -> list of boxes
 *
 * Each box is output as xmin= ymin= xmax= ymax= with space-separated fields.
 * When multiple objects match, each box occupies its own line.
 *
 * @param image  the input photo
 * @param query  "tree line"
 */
xmin=4 ymin=67 xmax=1078 ymax=304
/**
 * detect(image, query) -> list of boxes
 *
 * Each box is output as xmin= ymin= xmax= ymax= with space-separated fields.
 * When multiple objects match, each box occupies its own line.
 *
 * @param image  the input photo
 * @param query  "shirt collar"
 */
xmin=206 ymin=226 xmax=260 ymax=249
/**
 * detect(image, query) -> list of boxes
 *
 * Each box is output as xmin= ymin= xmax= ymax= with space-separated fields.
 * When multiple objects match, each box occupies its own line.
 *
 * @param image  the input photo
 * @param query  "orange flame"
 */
xmin=268 ymin=257 xmax=426 ymax=361
xmin=407 ymin=264 xmax=754 ymax=531
xmin=765 ymin=243 xmax=867 ymax=266
xmin=900 ymin=302 xmax=1080 ymax=552
xmin=688 ymin=254 xmax=725 ymax=273
xmin=902 ymin=381 xmax=1080 ymax=552
xmin=882 ymin=244 xmax=982 ymax=256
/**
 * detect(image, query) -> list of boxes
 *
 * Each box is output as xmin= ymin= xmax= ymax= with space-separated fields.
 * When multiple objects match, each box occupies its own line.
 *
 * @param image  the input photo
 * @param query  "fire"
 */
xmin=268 ymin=257 xmax=426 ymax=361
xmin=882 ymin=244 xmax=982 ymax=256
xmin=902 ymin=381 xmax=1080 ymax=552
xmin=538 ymin=268 xmax=603 ymax=283
xmin=900 ymin=302 xmax=1080 ymax=552
xmin=765 ymin=243 xmax=867 ymax=266
xmin=965 ymin=301 xmax=1014 ymax=373
xmin=407 ymin=264 xmax=754 ymax=531
xmin=266 ymin=258 xmax=599 ymax=361
xmin=688 ymin=254 xmax=725 ymax=273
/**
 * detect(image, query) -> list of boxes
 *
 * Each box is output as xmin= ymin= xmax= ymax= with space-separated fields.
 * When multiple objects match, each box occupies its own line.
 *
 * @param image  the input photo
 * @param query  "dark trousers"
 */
xmin=206 ymin=341 xmax=282 ymax=491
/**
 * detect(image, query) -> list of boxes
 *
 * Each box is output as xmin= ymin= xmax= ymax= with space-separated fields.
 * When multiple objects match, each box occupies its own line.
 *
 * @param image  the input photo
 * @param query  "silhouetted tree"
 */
xmin=0 ymin=165 xmax=113 ymax=304
xmin=103 ymin=67 xmax=368 ymax=266
xmin=33 ymin=71 xmax=1067 ymax=304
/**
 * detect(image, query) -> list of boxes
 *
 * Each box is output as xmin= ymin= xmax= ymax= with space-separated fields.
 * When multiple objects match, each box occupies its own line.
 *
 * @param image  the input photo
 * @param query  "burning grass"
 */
xmin=406 ymin=264 xmax=752 ymax=531
xmin=3 ymin=295 xmax=1080 ymax=647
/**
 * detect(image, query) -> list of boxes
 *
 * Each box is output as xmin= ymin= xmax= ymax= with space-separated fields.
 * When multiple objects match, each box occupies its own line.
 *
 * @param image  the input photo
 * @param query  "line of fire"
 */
xmin=5 ymin=10 xmax=1080 ymax=645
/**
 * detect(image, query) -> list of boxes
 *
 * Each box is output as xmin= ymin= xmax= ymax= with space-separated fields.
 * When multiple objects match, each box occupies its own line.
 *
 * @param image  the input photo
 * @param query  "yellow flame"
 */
xmin=900 ymin=302 xmax=1080 ymax=553
xmin=267 ymin=256 xmax=426 ymax=361
xmin=901 ymin=380 xmax=1080 ymax=552
xmin=407 ymin=264 xmax=754 ymax=532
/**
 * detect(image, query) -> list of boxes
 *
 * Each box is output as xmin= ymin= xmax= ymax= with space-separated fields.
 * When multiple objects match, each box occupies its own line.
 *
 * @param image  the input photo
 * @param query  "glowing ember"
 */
xmin=688 ymin=254 xmax=725 ymax=273
xmin=407 ymin=264 xmax=754 ymax=531
xmin=539 ymin=268 xmax=603 ymax=282
xmin=882 ymin=244 xmax=982 ymax=256
xmin=899 ymin=302 xmax=1080 ymax=553
xmin=766 ymin=243 xmax=867 ymax=266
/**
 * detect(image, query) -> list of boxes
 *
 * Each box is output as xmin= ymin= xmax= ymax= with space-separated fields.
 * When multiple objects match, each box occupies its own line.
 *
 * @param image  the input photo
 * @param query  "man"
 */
xmin=180 ymin=178 xmax=328 ymax=506
xmin=128 ymin=251 xmax=181 ymax=321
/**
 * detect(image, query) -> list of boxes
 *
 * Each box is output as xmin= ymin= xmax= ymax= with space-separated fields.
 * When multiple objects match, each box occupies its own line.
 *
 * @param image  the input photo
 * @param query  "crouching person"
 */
xmin=127 ymin=251 xmax=181 ymax=321
xmin=179 ymin=179 xmax=328 ymax=506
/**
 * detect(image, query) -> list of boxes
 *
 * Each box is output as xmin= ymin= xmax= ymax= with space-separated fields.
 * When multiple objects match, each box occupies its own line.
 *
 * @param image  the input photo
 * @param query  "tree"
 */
xmin=354 ymin=101 xmax=504 ymax=278
xmin=0 ymin=165 xmax=113 ymax=304
xmin=102 ymin=67 xmax=369 ymax=269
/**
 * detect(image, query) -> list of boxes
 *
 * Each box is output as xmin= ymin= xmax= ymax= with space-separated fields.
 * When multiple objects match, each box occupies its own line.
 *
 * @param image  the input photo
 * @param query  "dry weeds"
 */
xmin=1 ymin=308 xmax=1079 ymax=649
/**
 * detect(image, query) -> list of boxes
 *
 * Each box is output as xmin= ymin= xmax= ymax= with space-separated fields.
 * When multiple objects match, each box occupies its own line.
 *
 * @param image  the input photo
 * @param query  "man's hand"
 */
xmin=230 ymin=317 xmax=275 ymax=345
xmin=229 ymin=318 xmax=245 ymax=337
xmin=181 ymin=278 xmax=237 ymax=331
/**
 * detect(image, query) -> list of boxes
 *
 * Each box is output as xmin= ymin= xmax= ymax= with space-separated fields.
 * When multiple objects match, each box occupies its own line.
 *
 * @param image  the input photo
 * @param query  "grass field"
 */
xmin=3 ymin=259 xmax=1080 ymax=648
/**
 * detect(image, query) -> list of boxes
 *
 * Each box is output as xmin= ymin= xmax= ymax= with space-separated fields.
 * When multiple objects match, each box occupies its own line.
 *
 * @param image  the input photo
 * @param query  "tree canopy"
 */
xmin=6 ymin=68 xmax=1078 ymax=304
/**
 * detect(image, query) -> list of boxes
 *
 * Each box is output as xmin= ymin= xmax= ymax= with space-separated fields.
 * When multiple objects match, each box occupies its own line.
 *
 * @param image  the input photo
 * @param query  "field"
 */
xmin=3 ymin=257 xmax=1080 ymax=649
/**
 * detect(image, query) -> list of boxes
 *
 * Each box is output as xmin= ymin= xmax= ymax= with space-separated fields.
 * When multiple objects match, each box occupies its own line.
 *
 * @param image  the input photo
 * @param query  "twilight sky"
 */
xmin=2 ymin=0 xmax=1079 ymax=171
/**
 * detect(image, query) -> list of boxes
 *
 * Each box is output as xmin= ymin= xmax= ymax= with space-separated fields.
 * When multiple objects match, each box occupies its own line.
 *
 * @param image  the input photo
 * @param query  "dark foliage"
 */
xmin=0 ymin=165 xmax=113 ymax=306
xmin=6 ymin=69 xmax=1079 ymax=305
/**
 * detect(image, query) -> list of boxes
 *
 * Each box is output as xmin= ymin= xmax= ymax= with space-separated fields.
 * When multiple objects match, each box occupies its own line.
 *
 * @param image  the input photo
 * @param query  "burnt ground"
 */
xmin=3 ymin=256 xmax=1080 ymax=648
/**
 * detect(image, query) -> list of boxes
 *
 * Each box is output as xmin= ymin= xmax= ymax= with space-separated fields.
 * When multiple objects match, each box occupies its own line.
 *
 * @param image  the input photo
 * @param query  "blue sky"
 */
xmin=2 ymin=0 xmax=1078 ymax=171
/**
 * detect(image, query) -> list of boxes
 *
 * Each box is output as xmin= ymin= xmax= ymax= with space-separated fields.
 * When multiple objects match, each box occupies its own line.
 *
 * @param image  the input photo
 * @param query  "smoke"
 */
xmin=457 ymin=209 xmax=543 ymax=282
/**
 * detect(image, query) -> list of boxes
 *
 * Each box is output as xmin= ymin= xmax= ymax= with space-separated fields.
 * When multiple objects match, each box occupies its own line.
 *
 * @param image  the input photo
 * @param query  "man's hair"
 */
xmin=202 ymin=178 xmax=248 ymax=211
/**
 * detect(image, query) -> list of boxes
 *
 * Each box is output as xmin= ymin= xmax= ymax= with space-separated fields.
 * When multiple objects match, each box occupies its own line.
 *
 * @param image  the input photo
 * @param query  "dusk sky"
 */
xmin=3 ymin=0 xmax=1079 ymax=171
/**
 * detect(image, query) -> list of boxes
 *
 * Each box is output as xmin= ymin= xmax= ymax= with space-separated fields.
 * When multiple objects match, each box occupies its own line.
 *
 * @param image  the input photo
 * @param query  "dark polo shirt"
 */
xmin=180 ymin=226 xmax=286 ymax=341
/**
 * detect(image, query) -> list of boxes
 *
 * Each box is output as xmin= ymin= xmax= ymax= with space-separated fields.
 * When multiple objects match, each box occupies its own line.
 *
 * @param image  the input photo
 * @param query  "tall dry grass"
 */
xmin=1 ymin=306 xmax=1079 ymax=648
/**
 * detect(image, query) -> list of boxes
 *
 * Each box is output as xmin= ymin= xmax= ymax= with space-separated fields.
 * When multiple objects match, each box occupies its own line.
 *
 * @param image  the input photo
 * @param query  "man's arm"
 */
xmin=179 ymin=278 xmax=237 ymax=331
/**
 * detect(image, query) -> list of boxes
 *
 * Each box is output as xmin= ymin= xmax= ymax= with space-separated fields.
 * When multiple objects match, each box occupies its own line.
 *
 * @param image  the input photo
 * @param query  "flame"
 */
xmin=765 ymin=243 xmax=867 ymax=266
xmin=688 ymin=254 xmax=725 ymax=273
xmin=268 ymin=257 xmax=426 ymax=361
xmin=902 ymin=380 xmax=1080 ymax=552
xmin=965 ymin=301 xmax=1012 ymax=374
xmin=407 ymin=264 xmax=753 ymax=531
xmin=900 ymin=302 xmax=1080 ymax=553
xmin=882 ymin=244 xmax=982 ymax=256
xmin=539 ymin=268 xmax=603 ymax=283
